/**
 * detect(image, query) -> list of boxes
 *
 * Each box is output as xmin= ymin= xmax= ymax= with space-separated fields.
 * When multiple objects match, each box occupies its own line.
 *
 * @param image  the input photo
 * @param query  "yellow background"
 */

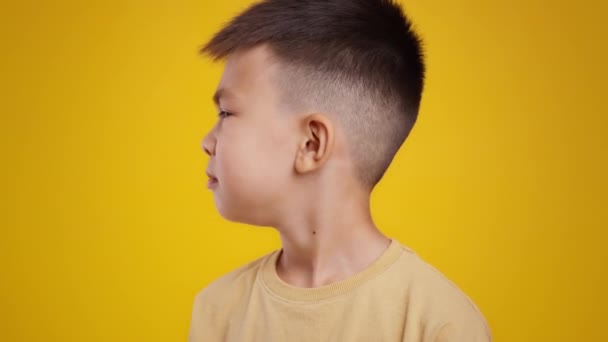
xmin=1 ymin=0 xmax=606 ymax=341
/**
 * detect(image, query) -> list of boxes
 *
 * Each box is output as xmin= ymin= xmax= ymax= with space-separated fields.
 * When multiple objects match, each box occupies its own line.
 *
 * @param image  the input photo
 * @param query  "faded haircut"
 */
xmin=200 ymin=0 xmax=426 ymax=190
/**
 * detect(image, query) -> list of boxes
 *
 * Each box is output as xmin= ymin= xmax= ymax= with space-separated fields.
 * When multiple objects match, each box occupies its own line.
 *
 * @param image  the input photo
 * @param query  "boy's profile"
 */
xmin=190 ymin=0 xmax=491 ymax=341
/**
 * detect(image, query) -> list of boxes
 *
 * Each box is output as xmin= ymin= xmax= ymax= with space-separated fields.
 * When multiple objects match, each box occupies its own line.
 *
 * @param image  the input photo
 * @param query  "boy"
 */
xmin=190 ymin=0 xmax=491 ymax=341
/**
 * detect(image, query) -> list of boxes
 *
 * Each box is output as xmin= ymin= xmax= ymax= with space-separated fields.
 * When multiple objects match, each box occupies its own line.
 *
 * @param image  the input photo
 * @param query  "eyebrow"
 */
xmin=212 ymin=87 xmax=234 ymax=106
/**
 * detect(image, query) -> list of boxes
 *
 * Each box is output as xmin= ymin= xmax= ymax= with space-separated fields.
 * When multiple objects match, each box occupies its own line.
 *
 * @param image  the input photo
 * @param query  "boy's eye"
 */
xmin=218 ymin=110 xmax=233 ymax=118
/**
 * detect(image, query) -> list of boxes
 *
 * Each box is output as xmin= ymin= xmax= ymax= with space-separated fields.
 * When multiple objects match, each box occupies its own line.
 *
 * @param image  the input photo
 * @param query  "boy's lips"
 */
xmin=206 ymin=171 xmax=218 ymax=189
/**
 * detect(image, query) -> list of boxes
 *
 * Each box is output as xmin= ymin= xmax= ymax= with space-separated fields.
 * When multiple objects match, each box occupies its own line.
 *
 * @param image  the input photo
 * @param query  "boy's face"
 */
xmin=201 ymin=45 xmax=298 ymax=225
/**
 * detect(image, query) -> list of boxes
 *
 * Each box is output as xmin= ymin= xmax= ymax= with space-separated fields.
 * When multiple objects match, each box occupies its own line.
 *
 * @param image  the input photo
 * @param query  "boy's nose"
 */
xmin=201 ymin=134 xmax=215 ymax=156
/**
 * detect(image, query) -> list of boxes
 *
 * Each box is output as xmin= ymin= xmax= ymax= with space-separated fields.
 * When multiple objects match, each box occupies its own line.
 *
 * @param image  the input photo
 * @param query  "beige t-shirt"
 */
xmin=189 ymin=238 xmax=492 ymax=341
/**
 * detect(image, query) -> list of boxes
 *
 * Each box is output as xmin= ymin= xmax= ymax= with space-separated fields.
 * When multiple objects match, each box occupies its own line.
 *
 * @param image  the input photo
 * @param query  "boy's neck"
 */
xmin=273 ymin=155 xmax=391 ymax=288
xmin=274 ymin=212 xmax=391 ymax=288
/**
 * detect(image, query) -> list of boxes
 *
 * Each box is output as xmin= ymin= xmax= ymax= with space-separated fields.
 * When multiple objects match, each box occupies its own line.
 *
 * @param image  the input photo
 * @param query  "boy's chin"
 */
xmin=215 ymin=202 xmax=274 ymax=227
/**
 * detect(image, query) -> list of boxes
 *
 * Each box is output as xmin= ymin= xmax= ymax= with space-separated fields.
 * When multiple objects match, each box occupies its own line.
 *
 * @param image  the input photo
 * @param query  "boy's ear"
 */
xmin=294 ymin=113 xmax=335 ymax=175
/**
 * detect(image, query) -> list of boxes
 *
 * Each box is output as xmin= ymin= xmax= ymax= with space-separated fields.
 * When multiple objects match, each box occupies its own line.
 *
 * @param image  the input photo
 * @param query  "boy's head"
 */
xmin=200 ymin=0 xmax=425 ymax=225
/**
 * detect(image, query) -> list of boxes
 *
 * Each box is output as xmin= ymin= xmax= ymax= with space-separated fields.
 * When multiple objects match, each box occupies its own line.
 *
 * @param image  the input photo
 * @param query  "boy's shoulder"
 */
xmin=193 ymin=249 xmax=274 ymax=306
xmin=393 ymin=243 xmax=492 ymax=338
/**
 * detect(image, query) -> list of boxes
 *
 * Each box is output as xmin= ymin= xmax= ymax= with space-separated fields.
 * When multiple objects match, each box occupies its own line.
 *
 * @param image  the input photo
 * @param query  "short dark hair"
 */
xmin=200 ymin=0 xmax=425 ymax=189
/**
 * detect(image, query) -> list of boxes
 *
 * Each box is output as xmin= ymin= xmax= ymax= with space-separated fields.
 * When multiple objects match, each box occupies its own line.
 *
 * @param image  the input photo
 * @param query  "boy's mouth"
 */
xmin=207 ymin=177 xmax=218 ymax=189
xmin=206 ymin=170 xmax=218 ymax=189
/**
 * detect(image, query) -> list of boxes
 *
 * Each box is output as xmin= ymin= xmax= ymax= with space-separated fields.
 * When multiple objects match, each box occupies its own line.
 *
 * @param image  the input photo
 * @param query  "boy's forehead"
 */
xmin=217 ymin=45 xmax=279 ymax=92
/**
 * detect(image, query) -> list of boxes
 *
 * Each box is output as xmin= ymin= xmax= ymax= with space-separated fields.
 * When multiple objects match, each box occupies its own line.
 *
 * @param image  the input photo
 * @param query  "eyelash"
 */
xmin=218 ymin=110 xmax=233 ymax=118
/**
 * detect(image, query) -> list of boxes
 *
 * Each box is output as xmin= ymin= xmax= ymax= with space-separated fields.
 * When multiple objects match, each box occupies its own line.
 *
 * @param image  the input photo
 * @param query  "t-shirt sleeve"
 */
xmin=188 ymin=290 xmax=206 ymax=342
xmin=433 ymin=320 xmax=492 ymax=342
xmin=188 ymin=289 xmax=224 ymax=342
